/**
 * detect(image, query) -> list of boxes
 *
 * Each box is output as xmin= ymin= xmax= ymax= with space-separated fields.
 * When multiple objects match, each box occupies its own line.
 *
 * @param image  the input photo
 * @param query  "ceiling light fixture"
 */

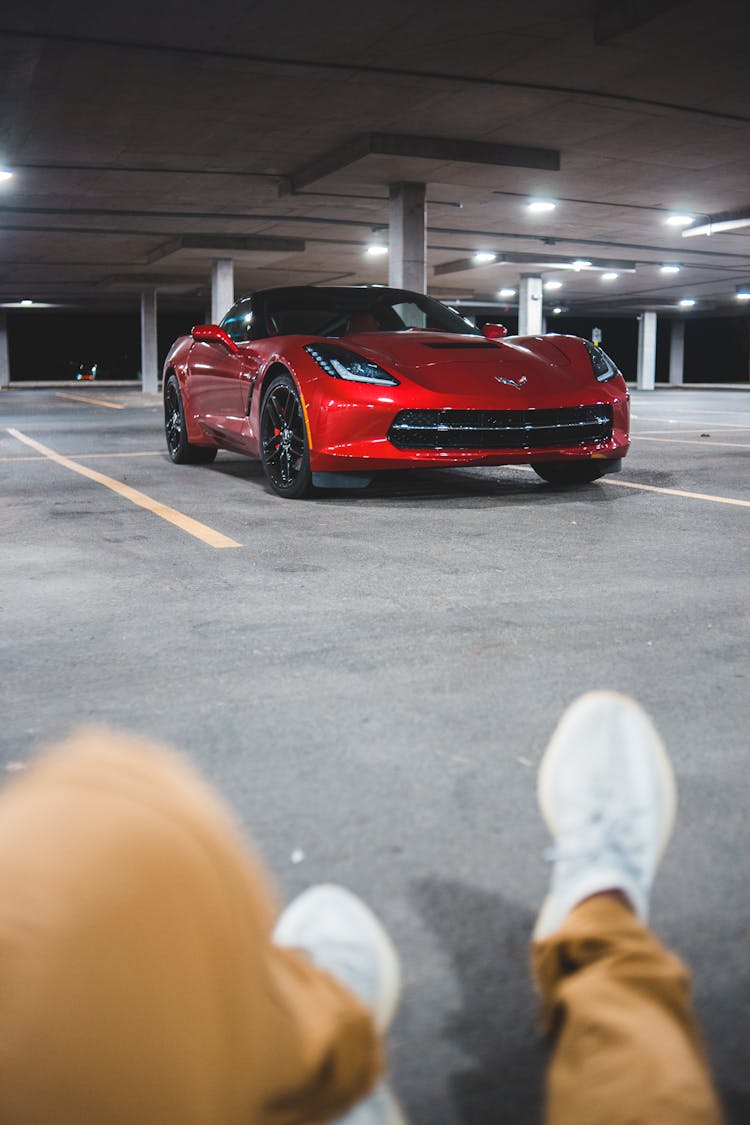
xmin=0 ymin=169 xmax=13 ymax=183
xmin=472 ymin=251 xmax=497 ymax=264
xmin=544 ymin=280 xmax=563 ymax=290
xmin=678 ymin=298 xmax=696 ymax=308
xmin=601 ymin=272 xmax=619 ymax=281
xmin=665 ymin=214 xmax=694 ymax=227
xmin=572 ymin=259 xmax=592 ymax=270
xmin=660 ymin=264 xmax=681 ymax=274
xmin=552 ymin=307 xmax=563 ymax=315
xmin=527 ymin=199 xmax=556 ymax=213
xmin=497 ymin=288 xmax=516 ymax=298
xmin=365 ymin=243 xmax=388 ymax=257
xmin=736 ymin=287 xmax=750 ymax=301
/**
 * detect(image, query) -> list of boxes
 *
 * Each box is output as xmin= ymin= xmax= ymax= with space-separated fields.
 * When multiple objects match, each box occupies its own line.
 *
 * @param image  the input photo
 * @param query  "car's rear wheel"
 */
xmin=260 ymin=373 xmax=312 ymax=499
xmin=531 ymin=460 xmax=611 ymax=485
xmin=164 ymin=374 xmax=217 ymax=464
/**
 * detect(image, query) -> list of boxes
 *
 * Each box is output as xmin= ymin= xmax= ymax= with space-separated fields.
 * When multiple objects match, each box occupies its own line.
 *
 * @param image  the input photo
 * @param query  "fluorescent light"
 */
xmin=473 ymin=251 xmax=497 ymax=264
xmin=20 ymin=299 xmax=33 ymax=306
xmin=552 ymin=307 xmax=562 ymax=315
xmin=365 ymin=243 xmax=388 ymax=256
xmin=678 ymin=298 xmax=695 ymax=308
xmin=660 ymin=264 xmax=680 ymax=274
xmin=497 ymin=288 xmax=516 ymax=298
xmin=682 ymin=215 xmax=750 ymax=237
xmin=0 ymin=169 xmax=13 ymax=183
xmin=736 ymin=288 xmax=750 ymax=301
xmin=665 ymin=214 xmax=694 ymax=227
xmin=601 ymin=272 xmax=619 ymax=281
xmin=572 ymin=259 xmax=592 ymax=270
xmin=527 ymin=199 xmax=556 ymax=213
xmin=544 ymin=280 xmax=563 ymax=290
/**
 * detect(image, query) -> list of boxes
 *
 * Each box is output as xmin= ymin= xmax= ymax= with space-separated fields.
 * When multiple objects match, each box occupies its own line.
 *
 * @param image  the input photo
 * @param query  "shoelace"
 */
xmin=544 ymin=805 xmax=651 ymax=884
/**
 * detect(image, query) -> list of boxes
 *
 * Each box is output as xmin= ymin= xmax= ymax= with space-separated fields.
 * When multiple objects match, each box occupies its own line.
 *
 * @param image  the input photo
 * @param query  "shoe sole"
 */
xmin=538 ymin=690 xmax=677 ymax=867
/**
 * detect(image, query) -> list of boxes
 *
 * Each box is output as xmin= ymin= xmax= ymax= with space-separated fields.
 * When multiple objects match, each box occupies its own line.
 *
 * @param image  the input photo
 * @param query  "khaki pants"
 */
xmin=0 ymin=729 xmax=725 ymax=1123
xmin=0 ymin=730 xmax=380 ymax=1125
xmin=533 ymin=896 xmax=725 ymax=1125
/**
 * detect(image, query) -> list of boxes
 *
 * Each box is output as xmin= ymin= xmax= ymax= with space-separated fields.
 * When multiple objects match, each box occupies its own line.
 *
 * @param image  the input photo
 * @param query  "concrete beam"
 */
xmin=283 ymin=132 xmax=559 ymax=193
xmin=148 ymin=233 xmax=305 ymax=263
xmin=518 ymin=276 xmax=543 ymax=336
xmin=637 ymin=311 xmax=657 ymax=390
xmin=434 ymin=252 xmax=637 ymax=276
xmin=389 ymin=183 xmax=426 ymax=294
xmin=140 ymin=289 xmax=159 ymax=394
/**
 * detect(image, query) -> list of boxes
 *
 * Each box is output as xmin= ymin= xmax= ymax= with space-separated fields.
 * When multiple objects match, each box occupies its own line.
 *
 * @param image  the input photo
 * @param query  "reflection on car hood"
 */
xmin=341 ymin=331 xmax=582 ymax=397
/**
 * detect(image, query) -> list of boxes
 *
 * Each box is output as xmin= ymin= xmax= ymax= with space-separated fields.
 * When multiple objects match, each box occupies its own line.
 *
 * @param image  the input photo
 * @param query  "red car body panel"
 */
xmin=163 ymin=293 xmax=629 ymax=477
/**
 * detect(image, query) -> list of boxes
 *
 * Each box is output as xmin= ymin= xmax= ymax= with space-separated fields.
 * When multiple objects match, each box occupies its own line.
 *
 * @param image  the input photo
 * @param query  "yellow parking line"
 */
xmin=0 ymin=450 xmax=164 ymax=462
xmin=56 ymin=391 xmax=125 ymax=409
xmin=636 ymin=436 xmax=750 ymax=449
xmin=606 ymin=478 xmax=750 ymax=508
xmin=6 ymin=428 xmax=242 ymax=549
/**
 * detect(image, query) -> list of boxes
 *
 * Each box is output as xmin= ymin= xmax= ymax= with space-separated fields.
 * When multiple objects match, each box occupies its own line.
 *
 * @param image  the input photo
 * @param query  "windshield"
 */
xmin=257 ymin=287 xmax=481 ymax=339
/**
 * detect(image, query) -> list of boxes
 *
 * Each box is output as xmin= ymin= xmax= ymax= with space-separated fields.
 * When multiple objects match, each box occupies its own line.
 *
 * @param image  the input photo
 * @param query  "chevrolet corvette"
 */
xmin=163 ymin=285 xmax=629 ymax=498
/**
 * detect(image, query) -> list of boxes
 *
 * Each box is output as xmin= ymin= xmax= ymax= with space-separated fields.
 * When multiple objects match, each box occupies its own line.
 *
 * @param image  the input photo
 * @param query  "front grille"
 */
xmin=388 ymin=405 xmax=613 ymax=450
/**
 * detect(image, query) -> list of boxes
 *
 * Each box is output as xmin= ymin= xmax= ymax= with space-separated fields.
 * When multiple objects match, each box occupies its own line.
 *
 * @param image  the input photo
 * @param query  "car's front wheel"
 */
xmin=260 ymin=373 xmax=312 ymax=499
xmin=531 ymin=460 xmax=613 ymax=485
xmin=164 ymin=375 xmax=217 ymax=464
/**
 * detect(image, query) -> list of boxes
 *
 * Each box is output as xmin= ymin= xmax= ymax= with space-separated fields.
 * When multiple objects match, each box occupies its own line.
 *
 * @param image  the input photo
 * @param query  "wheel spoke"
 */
xmin=266 ymin=395 xmax=284 ymax=428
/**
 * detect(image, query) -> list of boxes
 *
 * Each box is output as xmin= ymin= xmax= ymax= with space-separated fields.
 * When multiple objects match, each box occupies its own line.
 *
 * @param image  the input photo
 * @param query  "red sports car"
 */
xmin=163 ymin=285 xmax=629 ymax=499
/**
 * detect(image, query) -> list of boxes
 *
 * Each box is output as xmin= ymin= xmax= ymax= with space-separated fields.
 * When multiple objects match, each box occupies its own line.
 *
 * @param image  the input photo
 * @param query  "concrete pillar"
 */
xmin=388 ymin=182 xmax=426 ymax=293
xmin=140 ymin=288 xmax=159 ymax=394
xmin=636 ymin=311 xmax=657 ymax=390
xmin=0 ymin=312 xmax=9 ymax=388
xmin=518 ymin=276 xmax=543 ymax=336
xmin=211 ymin=258 xmax=235 ymax=324
xmin=669 ymin=319 xmax=685 ymax=385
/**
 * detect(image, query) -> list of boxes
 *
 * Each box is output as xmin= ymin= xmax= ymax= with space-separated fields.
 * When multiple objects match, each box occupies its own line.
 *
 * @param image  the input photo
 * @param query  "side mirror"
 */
xmin=481 ymin=323 xmax=509 ymax=340
xmin=191 ymin=324 xmax=239 ymax=354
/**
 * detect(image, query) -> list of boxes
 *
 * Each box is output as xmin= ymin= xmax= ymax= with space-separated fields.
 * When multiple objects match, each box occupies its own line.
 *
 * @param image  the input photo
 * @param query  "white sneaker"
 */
xmin=273 ymin=884 xmax=401 ymax=1034
xmin=534 ymin=691 xmax=677 ymax=940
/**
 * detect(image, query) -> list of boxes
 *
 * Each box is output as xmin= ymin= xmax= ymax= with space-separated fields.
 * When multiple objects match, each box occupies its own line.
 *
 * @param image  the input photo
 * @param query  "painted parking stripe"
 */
xmin=0 ymin=450 xmax=164 ymax=462
xmin=605 ymin=478 xmax=750 ymax=508
xmin=6 ymin=429 xmax=242 ymax=549
xmin=636 ymin=436 xmax=750 ymax=449
xmin=56 ymin=392 xmax=125 ymax=409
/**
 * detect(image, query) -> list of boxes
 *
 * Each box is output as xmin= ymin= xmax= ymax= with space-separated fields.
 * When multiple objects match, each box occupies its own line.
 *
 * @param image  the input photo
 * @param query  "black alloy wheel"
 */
xmin=260 ymin=373 xmax=312 ymax=498
xmin=531 ymin=460 xmax=611 ymax=485
xmin=164 ymin=374 xmax=217 ymax=464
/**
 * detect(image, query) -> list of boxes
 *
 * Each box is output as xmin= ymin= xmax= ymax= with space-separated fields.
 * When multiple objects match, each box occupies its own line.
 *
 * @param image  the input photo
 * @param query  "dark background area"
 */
xmin=7 ymin=308 xmax=204 ymax=381
xmin=6 ymin=307 xmax=750 ymax=383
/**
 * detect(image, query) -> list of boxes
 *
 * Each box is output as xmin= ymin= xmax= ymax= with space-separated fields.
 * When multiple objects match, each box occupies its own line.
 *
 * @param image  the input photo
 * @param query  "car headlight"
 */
xmin=583 ymin=340 xmax=622 ymax=382
xmin=304 ymin=343 xmax=400 ymax=386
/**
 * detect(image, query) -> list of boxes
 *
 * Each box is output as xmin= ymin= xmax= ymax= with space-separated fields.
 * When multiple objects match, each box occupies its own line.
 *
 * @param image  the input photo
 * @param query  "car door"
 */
xmin=189 ymin=299 xmax=259 ymax=442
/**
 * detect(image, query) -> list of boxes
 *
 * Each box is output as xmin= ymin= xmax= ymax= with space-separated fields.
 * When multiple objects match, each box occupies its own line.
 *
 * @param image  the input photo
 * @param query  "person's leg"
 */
xmin=531 ymin=692 xmax=724 ymax=1125
xmin=0 ymin=727 xmax=394 ymax=1125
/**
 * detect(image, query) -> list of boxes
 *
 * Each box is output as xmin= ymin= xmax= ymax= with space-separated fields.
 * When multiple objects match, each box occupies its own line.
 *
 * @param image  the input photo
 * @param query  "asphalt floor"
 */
xmin=2 ymin=385 xmax=749 ymax=1123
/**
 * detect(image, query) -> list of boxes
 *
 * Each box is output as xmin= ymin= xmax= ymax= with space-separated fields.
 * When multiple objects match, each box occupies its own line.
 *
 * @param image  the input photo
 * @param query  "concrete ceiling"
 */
xmin=2 ymin=0 xmax=750 ymax=316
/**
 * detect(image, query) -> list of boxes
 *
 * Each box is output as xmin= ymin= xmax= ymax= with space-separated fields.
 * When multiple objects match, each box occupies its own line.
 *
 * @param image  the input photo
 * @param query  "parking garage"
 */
xmin=1 ymin=4 xmax=749 ymax=1123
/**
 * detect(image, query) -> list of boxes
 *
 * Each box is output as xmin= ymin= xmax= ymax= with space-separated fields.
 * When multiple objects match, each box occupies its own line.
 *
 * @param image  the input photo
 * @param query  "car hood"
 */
xmin=340 ymin=331 xmax=591 ymax=399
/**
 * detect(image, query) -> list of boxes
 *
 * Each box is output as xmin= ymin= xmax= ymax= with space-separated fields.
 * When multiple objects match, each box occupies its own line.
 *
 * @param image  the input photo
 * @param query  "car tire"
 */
xmin=260 ymin=373 xmax=313 ymax=499
xmin=164 ymin=374 xmax=217 ymax=464
xmin=531 ymin=460 xmax=611 ymax=485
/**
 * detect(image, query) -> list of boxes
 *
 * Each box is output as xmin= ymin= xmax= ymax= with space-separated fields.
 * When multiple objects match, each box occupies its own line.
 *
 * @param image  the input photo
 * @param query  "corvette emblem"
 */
xmin=495 ymin=375 xmax=527 ymax=388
